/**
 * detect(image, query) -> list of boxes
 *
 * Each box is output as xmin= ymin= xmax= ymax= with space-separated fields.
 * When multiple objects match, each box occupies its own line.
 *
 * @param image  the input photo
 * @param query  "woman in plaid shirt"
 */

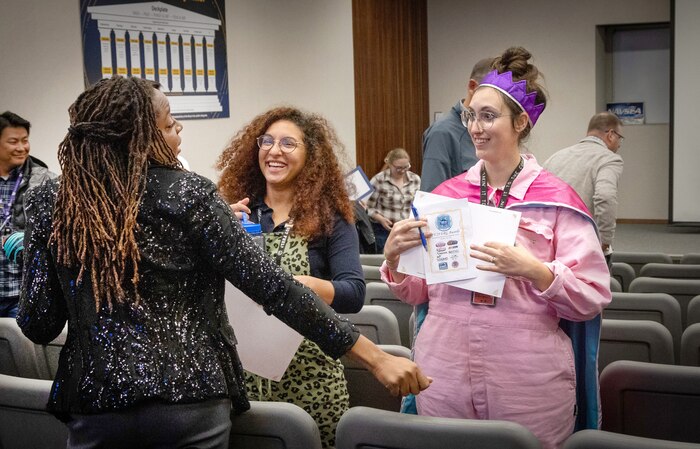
xmin=366 ymin=148 xmax=421 ymax=253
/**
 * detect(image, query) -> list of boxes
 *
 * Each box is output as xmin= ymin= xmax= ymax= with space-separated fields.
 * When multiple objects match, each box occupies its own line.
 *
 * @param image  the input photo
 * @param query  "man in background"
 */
xmin=543 ymin=111 xmax=625 ymax=265
xmin=419 ymin=57 xmax=494 ymax=192
xmin=0 ymin=111 xmax=56 ymax=317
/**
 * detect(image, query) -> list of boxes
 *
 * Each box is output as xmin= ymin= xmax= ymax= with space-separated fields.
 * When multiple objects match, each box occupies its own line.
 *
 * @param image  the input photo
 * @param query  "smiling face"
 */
xmin=258 ymin=119 xmax=307 ymax=191
xmin=153 ymin=89 xmax=182 ymax=156
xmin=0 ymin=126 xmax=30 ymax=176
xmin=467 ymin=87 xmax=526 ymax=165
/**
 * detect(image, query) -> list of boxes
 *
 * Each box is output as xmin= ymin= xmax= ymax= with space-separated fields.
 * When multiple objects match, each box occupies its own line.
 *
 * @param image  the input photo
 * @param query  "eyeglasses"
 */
xmin=609 ymin=129 xmax=625 ymax=143
xmin=461 ymin=110 xmax=512 ymax=130
xmin=256 ymin=134 xmax=303 ymax=153
xmin=392 ymin=163 xmax=411 ymax=172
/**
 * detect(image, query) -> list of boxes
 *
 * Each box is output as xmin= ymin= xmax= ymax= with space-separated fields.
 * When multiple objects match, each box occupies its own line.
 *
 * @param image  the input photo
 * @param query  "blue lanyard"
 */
xmin=0 ymin=171 xmax=24 ymax=232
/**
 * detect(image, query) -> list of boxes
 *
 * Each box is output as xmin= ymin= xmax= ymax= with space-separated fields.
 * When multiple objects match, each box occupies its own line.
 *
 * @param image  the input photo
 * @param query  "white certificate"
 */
xmin=398 ymin=191 xmax=521 ymax=298
xmin=414 ymin=199 xmax=475 ymax=284
xmin=224 ymin=282 xmax=303 ymax=381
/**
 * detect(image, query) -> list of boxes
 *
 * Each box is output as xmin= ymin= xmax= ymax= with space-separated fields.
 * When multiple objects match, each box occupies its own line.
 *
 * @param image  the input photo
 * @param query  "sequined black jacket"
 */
xmin=17 ymin=166 xmax=359 ymax=419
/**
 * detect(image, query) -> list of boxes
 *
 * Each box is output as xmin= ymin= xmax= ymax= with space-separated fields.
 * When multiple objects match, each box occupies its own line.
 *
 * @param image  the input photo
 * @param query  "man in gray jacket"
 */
xmin=543 ymin=112 xmax=624 ymax=265
xmin=0 ymin=111 xmax=56 ymax=317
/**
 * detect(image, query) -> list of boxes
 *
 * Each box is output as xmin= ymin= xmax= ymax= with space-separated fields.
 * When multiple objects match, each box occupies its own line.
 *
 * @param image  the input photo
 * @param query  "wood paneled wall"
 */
xmin=352 ymin=0 xmax=429 ymax=179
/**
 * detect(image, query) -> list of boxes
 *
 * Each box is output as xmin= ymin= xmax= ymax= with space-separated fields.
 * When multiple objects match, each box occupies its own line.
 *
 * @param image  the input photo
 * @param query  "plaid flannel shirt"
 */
xmin=366 ymin=169 xmax=421 ymax=224
xmin=1 ymin=167 xmax=22 ymax=302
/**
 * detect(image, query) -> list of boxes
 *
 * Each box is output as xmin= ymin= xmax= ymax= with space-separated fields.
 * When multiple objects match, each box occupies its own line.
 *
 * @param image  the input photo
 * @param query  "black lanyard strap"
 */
xmin=480 ymin=159 xmax=523 ymax=209
xmin=257 ymin=208 xmax=294 ymax=265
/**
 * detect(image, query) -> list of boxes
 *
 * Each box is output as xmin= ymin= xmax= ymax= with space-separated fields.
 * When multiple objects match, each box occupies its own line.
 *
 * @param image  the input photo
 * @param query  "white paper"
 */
xmin=224 ymin=282 xmax=303 ymax=381
xmin=416 ymin=198 xmax=475 ymax=284
xmin=345 ymin=166 xmax=374 ymax=201
xmin=447 ymin=204 xmax=521 ymax=297
xmin=398 ymin=191 xmax=521 ymax=298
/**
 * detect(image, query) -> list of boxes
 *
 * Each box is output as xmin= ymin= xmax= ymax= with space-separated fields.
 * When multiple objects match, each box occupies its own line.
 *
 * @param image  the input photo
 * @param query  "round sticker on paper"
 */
xmin=436 ymin=214 xmax=453 ymax=231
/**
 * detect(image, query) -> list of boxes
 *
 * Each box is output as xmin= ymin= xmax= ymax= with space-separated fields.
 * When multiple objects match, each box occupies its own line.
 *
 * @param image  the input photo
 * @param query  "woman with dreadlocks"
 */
xmin=17 ymin=76 xmax=430 ymax=449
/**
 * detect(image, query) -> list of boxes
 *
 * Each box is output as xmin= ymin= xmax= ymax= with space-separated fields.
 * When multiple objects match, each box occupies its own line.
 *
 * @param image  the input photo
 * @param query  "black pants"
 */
xmin=66 ymin=398 xmax=231 ymax=449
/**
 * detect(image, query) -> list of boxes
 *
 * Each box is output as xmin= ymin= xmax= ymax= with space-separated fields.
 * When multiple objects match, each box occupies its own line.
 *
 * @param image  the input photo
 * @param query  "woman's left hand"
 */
xmin=470 ymin=241 xmax=554 ymax=291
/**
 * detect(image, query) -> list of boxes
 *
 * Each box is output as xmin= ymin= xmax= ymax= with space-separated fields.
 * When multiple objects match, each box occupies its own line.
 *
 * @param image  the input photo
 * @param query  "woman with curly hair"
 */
xmin=217 ymin=106 xmax=364 ymax=447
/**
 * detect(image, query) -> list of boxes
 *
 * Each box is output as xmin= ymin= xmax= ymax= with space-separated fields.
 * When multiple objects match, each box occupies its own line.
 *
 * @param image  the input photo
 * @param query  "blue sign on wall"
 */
xmin=607 ymin=102 xmax=644 ymax=125
xmin=80 ymin=0 xmax=229 ymax=120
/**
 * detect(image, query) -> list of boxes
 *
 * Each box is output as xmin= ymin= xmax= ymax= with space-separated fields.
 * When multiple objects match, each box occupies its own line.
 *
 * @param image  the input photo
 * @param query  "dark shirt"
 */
xmin=250 ymin=201 xmax=365 ymax=314
xmin=420 ymin=101 xmax=477 ymax=192
xmin=1 ymin=158 xmax=55 ymax=303
xmin=17 ymin=166 xmax=359 ymax=419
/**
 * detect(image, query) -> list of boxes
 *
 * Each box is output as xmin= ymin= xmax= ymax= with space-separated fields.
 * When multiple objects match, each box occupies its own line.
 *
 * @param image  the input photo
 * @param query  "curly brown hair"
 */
xmin=217 ymin=106 xmax=354 ymax=239
xmin=51 ymin=76 xmax=180 ymax=311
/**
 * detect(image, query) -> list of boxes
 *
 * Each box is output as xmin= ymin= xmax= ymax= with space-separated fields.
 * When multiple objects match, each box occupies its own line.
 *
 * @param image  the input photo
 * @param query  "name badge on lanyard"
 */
xmin=471 ymin=159 xmax=523 ymax=307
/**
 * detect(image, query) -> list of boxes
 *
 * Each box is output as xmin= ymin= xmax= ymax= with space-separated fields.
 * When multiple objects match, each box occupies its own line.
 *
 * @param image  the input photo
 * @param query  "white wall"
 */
xmin=1 ymin=0 xmax=676 ymax=219
xmin=0 ymin=0 xmax=356 ymax=182
xmin=427 ymin=0 xmax=670 ymax=220
xmin=673 ymin=0 xmax=700 ymax=223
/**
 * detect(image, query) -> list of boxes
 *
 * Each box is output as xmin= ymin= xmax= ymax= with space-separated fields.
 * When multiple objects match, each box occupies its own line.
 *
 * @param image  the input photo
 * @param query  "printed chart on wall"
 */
xmin=80 ymin=0 xmax=229 ymax=120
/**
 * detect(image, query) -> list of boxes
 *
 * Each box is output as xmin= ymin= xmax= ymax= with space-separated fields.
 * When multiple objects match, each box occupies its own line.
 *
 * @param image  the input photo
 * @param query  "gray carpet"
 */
xmin=614 ymin=223 xmax=700 ymax=257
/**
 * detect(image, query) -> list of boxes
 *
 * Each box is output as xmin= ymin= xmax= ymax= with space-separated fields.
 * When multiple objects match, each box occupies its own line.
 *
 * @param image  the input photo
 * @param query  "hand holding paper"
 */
xmin=397 ymin=191 xmax=521 ymax=298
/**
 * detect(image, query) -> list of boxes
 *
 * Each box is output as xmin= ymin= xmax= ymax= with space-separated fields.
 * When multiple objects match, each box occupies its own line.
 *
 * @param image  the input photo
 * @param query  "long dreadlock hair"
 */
xmin=50 ymin=76 xmax=180 ymax=311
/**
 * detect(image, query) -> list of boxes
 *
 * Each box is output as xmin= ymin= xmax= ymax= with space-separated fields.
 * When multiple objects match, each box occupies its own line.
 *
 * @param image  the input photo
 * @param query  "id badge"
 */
xmin=471 ymin=291 xmax=496 ymax=306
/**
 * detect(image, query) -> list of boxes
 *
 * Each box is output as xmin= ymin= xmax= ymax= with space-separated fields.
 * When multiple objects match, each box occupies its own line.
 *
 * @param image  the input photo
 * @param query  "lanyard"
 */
xmin=480 ymin=159 xmax=523 ymax=209
xmin=257 ymin=209 xmax=294 ymax=266
xmin=0 ymin=171 xmax=24 ymax=233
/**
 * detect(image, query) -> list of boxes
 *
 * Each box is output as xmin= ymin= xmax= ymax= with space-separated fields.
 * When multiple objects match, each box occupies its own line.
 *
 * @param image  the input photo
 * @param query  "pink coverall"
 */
xmin=381 ymin=156 xmax=611 ymax=449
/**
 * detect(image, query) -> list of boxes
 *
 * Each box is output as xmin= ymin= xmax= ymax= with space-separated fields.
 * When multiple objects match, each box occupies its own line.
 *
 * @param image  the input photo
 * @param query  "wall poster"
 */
xmin=80 ymin=0 xmax=229 ymax=120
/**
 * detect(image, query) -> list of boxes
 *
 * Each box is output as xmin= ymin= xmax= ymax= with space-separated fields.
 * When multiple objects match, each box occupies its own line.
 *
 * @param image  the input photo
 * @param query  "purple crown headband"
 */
xmin=478 ymin=70 xmax=545 ymax=127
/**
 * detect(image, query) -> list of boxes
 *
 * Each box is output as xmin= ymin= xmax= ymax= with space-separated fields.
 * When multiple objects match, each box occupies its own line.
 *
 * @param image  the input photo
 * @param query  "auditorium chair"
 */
xmin=340 ymin=305 xmax=402 ymax=345
xmin=230 ymin=401 xmax=322 ymax=449
xmin=599 ymin=319 xmax=674 ymax=371
xmin=564 ymin=429 xmax=700 ymax=449
xmin=603 ymin=292 xmax=682 ymax=362
xmin=364 ymin=282 xmax=413 ymax=347
xmin=0 ymin=373 xmax=68 ymax=449
xmin=629 ymin=277 xmax=700 ymax=328
xmin=600 ymin=360 xmax=700 ymax=443
xmin=336 ymin=406 xmax=542 ymax=449
xmin=611 ymin=252 xmax=673 ymax=277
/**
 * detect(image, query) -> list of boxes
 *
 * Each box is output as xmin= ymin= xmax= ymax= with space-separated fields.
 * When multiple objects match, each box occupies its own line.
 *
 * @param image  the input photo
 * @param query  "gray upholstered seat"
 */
xmin=640 ymin=263 xmax=700 ymax=279
xmin=336 ymin=406 xmax=542 ymax=449
xmin=603 ymin=292 xmax=682 ymax=362
xmin=681 ymin=253 xmax=700 ymax=264
xmin=0 ymin=317 xmax=43 ymax=379
xmin=340 ymin=305 xmax=401 ymax=345
xmin=611 ymin=252 xmax=674 ymax=277
xmin=680 ymin=323 xmax=700 ymax=366
xmin=629 ymin=277 xmax=700 ymax=328
xmin=230 ymin=401 xmax=323 ymax=449
xmin=364 ymin=282 xmax=413 ymax=347
xmin=0 ymin=373 xmax=68 ymax=449
xmin=599 ymin=319 xmax=674 ymax=372
xmin=611 ymin=262 xmax=636 ymax=291
xmin=564 ymin=429 xmax=700 ymax=449
xmin=600 ymin=360 xmax=700 ymax=443
xmin=361 ymin=265 xmax=382 ymax=282
xmin=359 ymin=253 xmax=385 ymax=266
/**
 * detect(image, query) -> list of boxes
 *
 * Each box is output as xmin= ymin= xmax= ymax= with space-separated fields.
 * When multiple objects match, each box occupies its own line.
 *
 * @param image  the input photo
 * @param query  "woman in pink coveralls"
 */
xmin=381 ymin=47 xmax=611 ymax=449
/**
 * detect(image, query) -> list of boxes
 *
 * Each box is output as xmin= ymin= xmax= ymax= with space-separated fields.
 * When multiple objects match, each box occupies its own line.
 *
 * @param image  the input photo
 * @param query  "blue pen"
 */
xmin=411 ymin=203 xmax=428 ymax=251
